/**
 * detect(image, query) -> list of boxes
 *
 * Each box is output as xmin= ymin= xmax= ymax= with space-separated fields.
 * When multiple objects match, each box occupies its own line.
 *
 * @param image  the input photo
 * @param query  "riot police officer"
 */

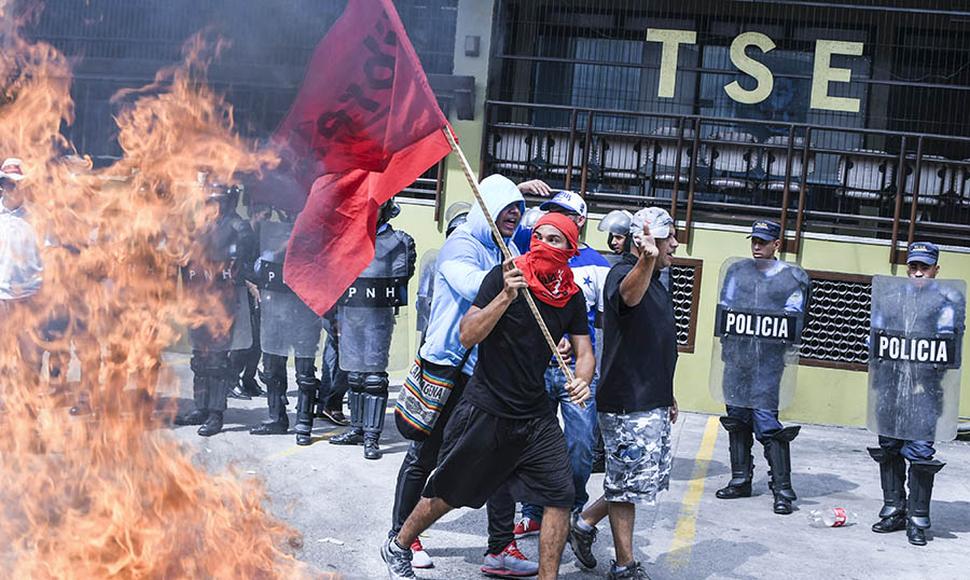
xmin=248 ymin=208 xmax=323 ymax=446
xmin=597 ymin=209 xmax=633 ymax=264
xmin=174 ymin=181 xmax=258 ymax=437
xmin=229 ymin=201 xmax=274 ymax=398
xmin=713 ymin=220 xmax=809 ymax=515
xmin=330 ymin=199 xmax=416 ymax=460
xmin=867 ymin=242 xmax=965 ymax=546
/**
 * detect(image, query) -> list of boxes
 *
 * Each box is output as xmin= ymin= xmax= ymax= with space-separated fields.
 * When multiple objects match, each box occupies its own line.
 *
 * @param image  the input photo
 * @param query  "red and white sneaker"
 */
xmin=481 ymin=540 xmax=538 ymax=577
xmin=513 ymin=517 xmax=541 ymax=539
xmin=410 ymin=538 xmax=434 ymax=569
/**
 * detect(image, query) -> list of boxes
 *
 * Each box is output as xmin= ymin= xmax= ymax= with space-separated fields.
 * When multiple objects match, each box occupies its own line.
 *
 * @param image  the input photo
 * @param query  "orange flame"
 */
xmin=0 ymin=8 xmax=318 ymax=578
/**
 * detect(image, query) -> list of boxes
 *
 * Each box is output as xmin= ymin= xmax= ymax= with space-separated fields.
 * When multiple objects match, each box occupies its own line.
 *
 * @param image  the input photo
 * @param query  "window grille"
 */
xmin=800 ymin=271 xmax=871 ymax=369
xmin=670 ymin=258 xmax=702 ymax=352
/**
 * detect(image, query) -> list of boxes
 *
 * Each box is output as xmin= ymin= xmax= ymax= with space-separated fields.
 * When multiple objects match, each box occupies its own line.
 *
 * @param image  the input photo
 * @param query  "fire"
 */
xmin=0 ymin=6 xmax=316 ymax=578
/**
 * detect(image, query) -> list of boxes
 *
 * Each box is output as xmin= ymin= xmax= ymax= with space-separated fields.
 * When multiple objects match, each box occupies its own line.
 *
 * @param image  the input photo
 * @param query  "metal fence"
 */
xmin=483 ymin=100 xmax=970 ymax=258
xmin=488 ymin=0 xmax=970 ymax=257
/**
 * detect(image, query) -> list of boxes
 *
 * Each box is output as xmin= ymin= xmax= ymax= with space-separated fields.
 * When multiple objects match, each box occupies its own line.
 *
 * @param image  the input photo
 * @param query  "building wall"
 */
xmin=394 ymin=199 xmax=970 ymax=428
xmin=396 ymin=0 xmax=970 ymax=431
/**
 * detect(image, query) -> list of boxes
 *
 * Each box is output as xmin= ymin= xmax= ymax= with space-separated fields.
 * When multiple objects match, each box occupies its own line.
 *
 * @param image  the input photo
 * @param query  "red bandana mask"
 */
xmin=514 ymin=213 xmax=580 ymax=307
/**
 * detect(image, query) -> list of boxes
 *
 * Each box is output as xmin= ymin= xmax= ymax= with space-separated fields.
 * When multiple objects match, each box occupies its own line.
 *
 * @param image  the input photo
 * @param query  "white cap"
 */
xmin=0 ymin=158 xmax=26 ymax=181
xmin=631 ymin=207 xmax=674 ymax=239
xmin=539 ymin=190 xmax=587 ymax=217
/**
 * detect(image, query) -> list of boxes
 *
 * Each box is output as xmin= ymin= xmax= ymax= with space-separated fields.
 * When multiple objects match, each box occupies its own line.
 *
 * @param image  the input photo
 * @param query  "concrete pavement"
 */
xmin=168 ymin=357 xmax=970 ymax=580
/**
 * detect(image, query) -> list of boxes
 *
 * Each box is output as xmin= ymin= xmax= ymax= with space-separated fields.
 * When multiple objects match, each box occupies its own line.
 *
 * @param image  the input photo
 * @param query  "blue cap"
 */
xmin=907 ymin=241 xmax=939 ymax=265
xmin=748 ymin=220 xmax=781 ymax=241
xmin=539 ymin=191 xmax=587 ymax=218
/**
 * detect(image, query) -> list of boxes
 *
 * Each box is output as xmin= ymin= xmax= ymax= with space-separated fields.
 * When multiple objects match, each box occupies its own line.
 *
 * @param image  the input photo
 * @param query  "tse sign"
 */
xmin=646 ymin=29 xmax=864 ymax=113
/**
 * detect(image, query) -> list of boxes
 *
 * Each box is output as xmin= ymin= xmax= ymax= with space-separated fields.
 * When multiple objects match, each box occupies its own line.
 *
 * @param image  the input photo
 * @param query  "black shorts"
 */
xmin=423 ymin=399 xmax=574 ymax=510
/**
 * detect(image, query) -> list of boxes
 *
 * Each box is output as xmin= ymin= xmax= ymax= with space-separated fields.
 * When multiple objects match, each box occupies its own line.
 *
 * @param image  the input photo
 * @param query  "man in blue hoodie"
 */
xmin=387 ymin=174 xmax=539 ymax=576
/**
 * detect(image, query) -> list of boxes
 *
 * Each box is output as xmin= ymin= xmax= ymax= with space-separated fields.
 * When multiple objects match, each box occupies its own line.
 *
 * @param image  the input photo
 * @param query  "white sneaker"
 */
xmin=410 ymin=538 xmax=434 ymax=569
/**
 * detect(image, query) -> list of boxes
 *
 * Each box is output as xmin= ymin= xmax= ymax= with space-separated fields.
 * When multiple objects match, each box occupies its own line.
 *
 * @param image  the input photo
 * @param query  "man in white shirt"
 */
xmin=0 ymin=158 xmax=44 ymax=369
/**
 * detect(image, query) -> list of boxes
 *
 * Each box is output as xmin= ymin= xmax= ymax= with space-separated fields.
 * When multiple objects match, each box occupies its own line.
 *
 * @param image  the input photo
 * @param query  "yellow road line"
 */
xmin=667 ymin=415 xmax=720 ymax=569
xmin=269 ymin=432 xmax=337 ymax=459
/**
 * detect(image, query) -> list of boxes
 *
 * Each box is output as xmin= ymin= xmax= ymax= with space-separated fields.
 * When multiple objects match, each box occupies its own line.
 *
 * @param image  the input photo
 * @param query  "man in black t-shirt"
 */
xmin=567 ymin=207 xmax=680 ymax=580
xmin=382 ymin=213 xmax=594 ymax=580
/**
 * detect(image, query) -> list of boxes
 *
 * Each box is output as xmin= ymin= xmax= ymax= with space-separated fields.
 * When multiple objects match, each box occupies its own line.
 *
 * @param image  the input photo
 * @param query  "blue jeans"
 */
xmin=726 ymin=405 xmax=784 ymax=444
xmin=521 ymin=366 xmax=598 ymax=521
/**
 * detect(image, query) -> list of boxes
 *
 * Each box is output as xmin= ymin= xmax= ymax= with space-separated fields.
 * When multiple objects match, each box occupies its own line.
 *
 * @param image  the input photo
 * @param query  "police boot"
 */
xmin=294 ymin=375 xmax=320 ymax=447
xmin=867 ymin=447 xmax=907 ymax=533
xmin=198 ymin=362 xmax=230 ymax=437
xmin=330 ymin=374 xmax=365 ymax=446
xmin=764 ymin=426 xmax=800 ymax=515
xmin=361 ymin=373 xmax=389 ymax=460
xmin=906 ymin=459 xmax=945 ymax=546
xmin=174 ymin=355 xmax=209 ymax=426
xmin=716 ymin=417 xmax=754 ymax=499
xmin=198 ymin=411 xmax=224 ymax=437
xmin=249 ymin=373 xmax=289 ymax=435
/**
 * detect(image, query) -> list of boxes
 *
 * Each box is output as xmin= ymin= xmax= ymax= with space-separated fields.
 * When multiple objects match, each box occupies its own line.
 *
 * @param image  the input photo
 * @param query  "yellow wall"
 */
xmin=396 ymin=201 xmax=970 ymax=428
xmin=388 ymin=0 xmax=970 ymax=429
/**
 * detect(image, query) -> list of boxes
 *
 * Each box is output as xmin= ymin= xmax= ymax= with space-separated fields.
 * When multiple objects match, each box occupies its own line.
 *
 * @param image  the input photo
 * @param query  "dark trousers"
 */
xmin=878 ymin=436 xmax=935 ymax=462
xmin=390 ymin=368 xmax=516 ymax=554
xmin=230 ymin=292 xmax=261 ymax=383
xmin=321 ymin=328 xmax=348 ymax=410
xmin=726 ymin=405 xmax=784 ymax=444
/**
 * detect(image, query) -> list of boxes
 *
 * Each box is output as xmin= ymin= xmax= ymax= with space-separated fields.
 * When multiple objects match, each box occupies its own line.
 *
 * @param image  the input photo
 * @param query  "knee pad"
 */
xmin=363 ymin=372 xmax=389 ymax=396
xmin=295 ymin=356 xmax=317 ymax=378
xmin=191 ymin=351 xmax=227 ymax=378
xmin=347 ymin=371 xmax=366 ymax=393
xmin=261 ymin=353 xmax=287 ymax=382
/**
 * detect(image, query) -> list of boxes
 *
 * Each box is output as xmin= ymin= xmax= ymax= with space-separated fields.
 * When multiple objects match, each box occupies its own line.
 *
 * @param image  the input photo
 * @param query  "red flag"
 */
xmin=277 ymin=0 xmax=452 ymax=315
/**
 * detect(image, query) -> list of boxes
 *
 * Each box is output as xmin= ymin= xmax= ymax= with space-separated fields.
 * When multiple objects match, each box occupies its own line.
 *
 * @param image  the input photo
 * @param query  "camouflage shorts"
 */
xmin=600 ymin=408 xmax=673 ymax=505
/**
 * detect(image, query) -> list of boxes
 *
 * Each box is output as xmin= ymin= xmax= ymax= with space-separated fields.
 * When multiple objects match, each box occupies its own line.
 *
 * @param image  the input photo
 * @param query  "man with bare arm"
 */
xmin=567 ymin=208 xmax=680 ymax=580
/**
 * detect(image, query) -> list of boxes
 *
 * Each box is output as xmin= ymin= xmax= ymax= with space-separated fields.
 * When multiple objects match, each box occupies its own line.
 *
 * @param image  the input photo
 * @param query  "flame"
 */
xmin=0 ymin=8 xmax=317 ymax=578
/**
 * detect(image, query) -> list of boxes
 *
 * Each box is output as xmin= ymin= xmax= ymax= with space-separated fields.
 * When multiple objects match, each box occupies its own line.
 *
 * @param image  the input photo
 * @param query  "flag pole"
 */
xmin=442 ymin=128 xmax=581 ymax=391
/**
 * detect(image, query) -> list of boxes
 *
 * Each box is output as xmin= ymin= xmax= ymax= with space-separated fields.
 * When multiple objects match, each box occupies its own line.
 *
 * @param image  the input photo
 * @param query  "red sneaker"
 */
xmin=410 ymin=537 xmax=434 ymax=569
xmin=513 ymin=517 xmax=541 ymax=538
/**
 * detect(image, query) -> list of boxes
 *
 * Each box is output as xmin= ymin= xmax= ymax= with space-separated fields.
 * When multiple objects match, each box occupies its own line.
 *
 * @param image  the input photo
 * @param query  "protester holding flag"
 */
xmin=388 ymin=174 xmax=540 ymax=575
xmin=383 ymin=213 xmax=593 ymax=580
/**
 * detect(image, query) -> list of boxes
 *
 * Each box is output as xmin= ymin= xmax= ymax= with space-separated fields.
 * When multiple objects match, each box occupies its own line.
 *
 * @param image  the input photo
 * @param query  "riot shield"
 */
xmin=709 ymin=257 xmax=810 ymax=411
xmin=415 ymin=249 xmax=439 ymax=338
xmin=257 ymin=220 xmax=322 ymax=358
xmin=228 ymin=285 xmax=254 ymax=351
xmin=338 ymin=229 xmax=413 ymax=374
xmin=867 ymin=275 xmax=965 ymax=442
xmin=181 ymin=262 xmax=236 ymax=352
